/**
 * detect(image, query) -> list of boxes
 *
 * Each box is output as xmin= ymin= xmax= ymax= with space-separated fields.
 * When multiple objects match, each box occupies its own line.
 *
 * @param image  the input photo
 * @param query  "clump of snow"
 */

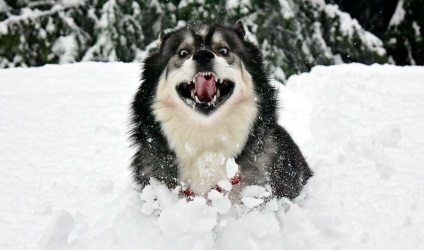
xmin=60 ymin=0 xmax=86 ymax=8
xmin=278 ymin=0 xmax=294 ymax=19
xmin=241 ymin=185 xmax=269 ymax=198
xmin=273 ymin=67 xmax=287 ymax=82
xmin=412 ymin=21 xmax=421 ymax=40
xmin=1 ymin=62 xmax=424 ymax=249
xmin=308 ymin=0 xmax=326 ymax=9
xmin=225 ymin=157 xmax=238 ymax=178
xmin=241 ymin=197 xmax=264 ymax=208
xmin=208 ymin=190 xmax=231 ymax=214
xmin=389 ymin=0 xmax=405 ymax=27
xmin=52 ymin=34 xmax=78 ymax=64
xmin=240 ymin=185 xmax=271 ymax=208
xmin=216 ymin=179 xmax=232 ymax=191
xmin=0 ymin=0 xmax=8 ymax=12
xmin=226 ymin=0 xmax=251 ymax=12
xmin=0 ymin=22 xmax=7 ymax=35
xmin=140 ymin=179 xmax=179 ymax=216
xmin=157 ymin=197 xmax=217 ymax=249
xmin=225 ymin=0 xmax=238 ymax=9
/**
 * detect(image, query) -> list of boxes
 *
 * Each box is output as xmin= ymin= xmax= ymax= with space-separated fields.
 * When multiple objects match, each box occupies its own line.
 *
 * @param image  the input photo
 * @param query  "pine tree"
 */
xmin=0 ymin=0 xmax=388 ymax=81
xmin=82 ymin=0 xmax=146 ymax=62
xmin=328 ymin=0 xmax=424 ymax=66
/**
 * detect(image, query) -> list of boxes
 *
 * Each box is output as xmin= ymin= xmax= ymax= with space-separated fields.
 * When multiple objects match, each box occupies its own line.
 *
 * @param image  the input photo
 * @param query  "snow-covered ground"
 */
xmin=1 ymin=62 xmax=423 ymax=250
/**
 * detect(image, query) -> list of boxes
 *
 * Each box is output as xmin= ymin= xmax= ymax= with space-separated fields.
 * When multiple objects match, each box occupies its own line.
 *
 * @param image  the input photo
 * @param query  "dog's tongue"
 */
xmin=194 ymin=74 xmax=217 ymax=102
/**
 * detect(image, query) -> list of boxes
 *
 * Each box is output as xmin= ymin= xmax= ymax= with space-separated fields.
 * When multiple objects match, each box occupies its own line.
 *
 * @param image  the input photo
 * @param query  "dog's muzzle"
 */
xmin=176 ymin=71 xmax=235 ymax=114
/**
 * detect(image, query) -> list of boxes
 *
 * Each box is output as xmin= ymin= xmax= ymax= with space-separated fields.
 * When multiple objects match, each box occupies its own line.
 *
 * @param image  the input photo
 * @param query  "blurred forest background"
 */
xmin=0 ymin=0 xmax=422 ymax=81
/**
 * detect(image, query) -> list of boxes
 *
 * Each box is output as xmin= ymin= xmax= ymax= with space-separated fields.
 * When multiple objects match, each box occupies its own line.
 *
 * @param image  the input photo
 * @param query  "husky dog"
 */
xmin=130 ymin=21 xmax=312 ymax=199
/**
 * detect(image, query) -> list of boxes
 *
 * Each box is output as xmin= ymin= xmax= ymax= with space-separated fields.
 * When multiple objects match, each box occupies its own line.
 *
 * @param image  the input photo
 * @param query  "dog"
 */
xmin=130 ymin=21 xmax=312 ymax=200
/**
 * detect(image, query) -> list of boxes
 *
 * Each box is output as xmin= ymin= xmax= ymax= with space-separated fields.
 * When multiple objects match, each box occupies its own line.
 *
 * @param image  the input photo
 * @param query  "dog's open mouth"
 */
xmin=176 ymin=72 xmax=235 ymax=113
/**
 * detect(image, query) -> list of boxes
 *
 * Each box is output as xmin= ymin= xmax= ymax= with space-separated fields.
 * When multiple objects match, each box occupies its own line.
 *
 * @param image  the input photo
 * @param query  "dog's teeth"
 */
xmin=212 ymin=95 xmax=217 ymax=103
xmin=185 ymin=99 xmax=194 ymax=106
xmin=195 ymin=96 xmax=201 ymax=103
xmin=217 ymin=89 xmax=220 ymax=98
xmin=191 ymin=91 xmax=195 ymax=99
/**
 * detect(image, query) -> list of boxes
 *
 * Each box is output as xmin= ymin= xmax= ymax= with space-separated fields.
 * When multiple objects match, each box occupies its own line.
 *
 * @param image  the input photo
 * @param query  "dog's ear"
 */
xmin=234 ymin=21 xmax=246 ymax=38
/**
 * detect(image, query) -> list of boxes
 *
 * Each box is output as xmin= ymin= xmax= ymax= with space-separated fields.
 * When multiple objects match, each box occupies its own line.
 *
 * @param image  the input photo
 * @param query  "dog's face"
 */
xmin=143 ymin=22 xmax=264 ymax=192
xmin=153 ymin=22 xmax=255 ymax=116
xmin=135 ymin=22 xmax=276 ymax=193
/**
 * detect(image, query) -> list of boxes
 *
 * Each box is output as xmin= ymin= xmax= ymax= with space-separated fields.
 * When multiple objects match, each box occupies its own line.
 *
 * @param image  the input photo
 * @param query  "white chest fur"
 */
xmin=152 ymin=67 xmax=258 ymax=194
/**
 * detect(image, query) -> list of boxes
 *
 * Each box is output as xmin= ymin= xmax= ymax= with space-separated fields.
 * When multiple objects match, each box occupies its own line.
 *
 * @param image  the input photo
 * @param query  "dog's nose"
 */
xmin=193 ymin=50 xmax=214 ymax=64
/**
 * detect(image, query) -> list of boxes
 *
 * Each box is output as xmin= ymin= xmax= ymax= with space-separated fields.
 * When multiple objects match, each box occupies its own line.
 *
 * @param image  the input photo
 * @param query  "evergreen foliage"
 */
xmin=386 ymin=0 xmax=423 ymax=65
xmin=329 ymin=0 xmax=423 ymax=65
xmin=0 ymin=0 xmax=388 ymax=80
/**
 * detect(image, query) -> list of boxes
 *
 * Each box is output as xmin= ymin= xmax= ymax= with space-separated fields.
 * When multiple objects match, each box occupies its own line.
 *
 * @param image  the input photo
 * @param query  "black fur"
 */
xmin=130 ymin=22 xmax=312 ymax=199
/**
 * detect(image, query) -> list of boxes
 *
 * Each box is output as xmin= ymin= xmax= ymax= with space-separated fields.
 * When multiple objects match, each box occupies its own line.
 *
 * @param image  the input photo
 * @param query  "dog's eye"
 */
xmin=178 ymin=49 xmax=190 ymax=58
xmin=218 ymin=47 xmax=229 ymax=56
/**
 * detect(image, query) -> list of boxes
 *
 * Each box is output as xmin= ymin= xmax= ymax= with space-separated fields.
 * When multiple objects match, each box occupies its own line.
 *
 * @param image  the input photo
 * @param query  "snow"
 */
xmin=52 ymin=34 xmax=78 ymax=64
xmin=324 ymin=4 xmax=386 ymax=56
xmin=224 ymin=157 xmax=238 ymax=178
xmin=1 ymin=62 xmax=424 ymax=249
xmin=61 ymin=0 xmax=87 ymax=8
xmin=389 ymin=0 xmax=405 ymax=27
xmin=308 ymin=0 xmax=325 ymax=9
xmin=208 ymin=190 xmax=231 ymax=214
xmin=241 ymin=197 xmax=264 ymax=208
xmin=0 ymin=0 xmax=7 ymax=12
xmin=0 ymin=1 xmax=83 ymax=29
xmin=412 ymin=21 xmax=421 ymax=39
xmin=278 ymin=0 xmax=295 ymax=19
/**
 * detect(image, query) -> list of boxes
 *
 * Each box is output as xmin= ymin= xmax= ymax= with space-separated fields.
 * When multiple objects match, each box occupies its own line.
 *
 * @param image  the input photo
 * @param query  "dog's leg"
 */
xmin=269 ymin=126 xmax=312 ymax=199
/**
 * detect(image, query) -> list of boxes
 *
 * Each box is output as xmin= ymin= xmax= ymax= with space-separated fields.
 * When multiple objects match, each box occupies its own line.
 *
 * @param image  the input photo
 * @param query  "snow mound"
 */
xmin=1 ymin=62 xmax=424 ymax=249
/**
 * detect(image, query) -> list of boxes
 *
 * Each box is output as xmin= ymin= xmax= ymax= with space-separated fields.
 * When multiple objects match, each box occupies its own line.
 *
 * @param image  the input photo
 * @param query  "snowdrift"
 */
xmin=0 ymin=62 xmax=423 ymax=250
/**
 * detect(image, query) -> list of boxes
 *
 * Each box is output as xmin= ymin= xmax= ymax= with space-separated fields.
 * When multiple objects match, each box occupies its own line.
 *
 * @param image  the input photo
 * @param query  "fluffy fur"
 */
xmin=130 ymin=22 xmax=312 ymax=199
